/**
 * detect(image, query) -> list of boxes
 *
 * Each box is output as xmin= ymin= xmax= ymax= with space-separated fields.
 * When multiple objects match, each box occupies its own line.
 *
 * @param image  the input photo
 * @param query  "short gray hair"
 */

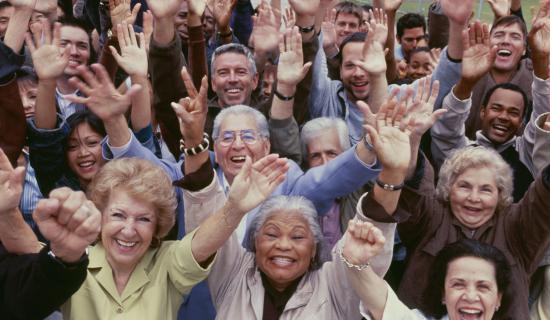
xmin=212 ymin=104 xmax=270 ymax=140
xmin=300 ymin=117 xmax=351 ymax=158
xmin=245 ymin=196 xmax=325 ymax=270
xmin=211 ymin=43 xmax=257 ymax=77
xmin=436 ymin=146 xmax=513 ymax=212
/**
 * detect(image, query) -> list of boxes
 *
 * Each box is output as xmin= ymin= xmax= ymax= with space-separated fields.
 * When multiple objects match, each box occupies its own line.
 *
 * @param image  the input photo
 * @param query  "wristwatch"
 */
xmin=47 ymin=247 xmax=89 ymax=269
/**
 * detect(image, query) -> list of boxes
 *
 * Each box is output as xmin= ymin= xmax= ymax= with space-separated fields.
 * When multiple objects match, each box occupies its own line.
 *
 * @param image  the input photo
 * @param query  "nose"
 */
xmin=120 ymin=221 xmax=137 ymax=237
xmin=69 ymin=44 xmax=78 ymax=55
xmin=230 ymin=134 xmax=245 ymax=149
xmin=275 ymin=236 xmax=292 ymax=250
xmin=320 ymin=153 xmax=329 ymax=165
xmin=77 ymin=145 xmax=92 ymax=157
xmin=467 ymin=189 xmax=481 ymax=202
xmin=228 ymin=70 xmax=238 ymax=82
xmin=462 ymin=286 xmax=481 ymax=302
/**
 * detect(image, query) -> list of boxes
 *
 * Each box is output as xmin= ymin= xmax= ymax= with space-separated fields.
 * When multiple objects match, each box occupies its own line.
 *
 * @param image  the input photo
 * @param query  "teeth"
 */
xmin=497 ymin=49 xmax=512 ymax=56
xmin=231 ymin=156 xmax=246 ymax=162
xmin=226 ymin=88 xmax=241 ymax=93
xmin=78 ymin=161 xmax=94 ymax=168
xmin=116 ymin=240 xmax=137 ymax=248
xmin=272 ymin=257 xmax=294 ymax=266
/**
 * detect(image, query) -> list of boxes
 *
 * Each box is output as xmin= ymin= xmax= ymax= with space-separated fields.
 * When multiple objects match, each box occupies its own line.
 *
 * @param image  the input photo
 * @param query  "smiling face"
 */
xmin=480 ymin=88 xmax=524 ymax=145
xmin=174 ymin=1 xmax=189 ymax=42
xmin=407 ymin=50 xmax=432 ymax=80
xmin=490 ymin=23 xmax=525 ymax=73
xmin=449 ymin=167 xmax=499 ymax=230
xmin=335 ymin=12 xmax=361 ymax=46
xmin=101 ymin=190 xmax=157 ymax=273
xmin=17 ymin=78 xmax=38 ymax=118
xmin=211 ymin=52 xmax=258 ymax=107
xmin=214 ymin=113 xmax=270 ymax=184
xmin=59 ymin=25 xmax=91 ymax=77
xmin=306 ymin=129 xmax=344 ymax=168
xmin=255 ymin=211 xmax=316 ymax=291
xmin=445 ymin=257 xmax=502 ymax=320
xmin=398 ymin=27 xmax=426 ymax=56
xmin=340 ymin=42 xmax=370 ymax=103
xmin=66 ymin=122 xmax=105 ymax=187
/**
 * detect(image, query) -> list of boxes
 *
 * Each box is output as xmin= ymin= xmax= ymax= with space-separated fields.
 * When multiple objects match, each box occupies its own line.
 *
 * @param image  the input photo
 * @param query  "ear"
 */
xmin=262 ymin=138 xmax=271 ymax=155
xmin=251 ymin=73 xmax=259 ymax=90
xmin=480 ymin=106 xmax=486 ymax=119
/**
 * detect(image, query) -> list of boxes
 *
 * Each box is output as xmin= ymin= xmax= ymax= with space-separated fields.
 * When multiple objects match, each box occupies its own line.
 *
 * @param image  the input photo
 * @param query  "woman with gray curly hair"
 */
xmin=363 ymin=145 xmax=550 ymax=319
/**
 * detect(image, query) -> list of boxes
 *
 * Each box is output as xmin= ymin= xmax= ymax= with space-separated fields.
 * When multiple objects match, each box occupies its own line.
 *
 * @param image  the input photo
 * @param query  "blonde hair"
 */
xmin=436 ymin=146 xmax=513 ymax=212
xmin=88 ymin=158 xmax=177 ymax=243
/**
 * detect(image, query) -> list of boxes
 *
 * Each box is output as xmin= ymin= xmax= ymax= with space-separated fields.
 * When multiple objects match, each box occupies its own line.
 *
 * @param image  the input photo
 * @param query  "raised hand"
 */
xmin=7 ymin=0 xmax=37 ymax=9
xmin=65 ymin=64 xmax=142 ymax=121
xmin=33 ymin=188 xmax=101 ymax=263
xmin=283 ymin=5 xmax=296 ymax=29
xmin=213 ymin=0 xmax=237 ymax=30
xmin=373 ymin=0 xmax=403 ymax=12
xmin=428 ymin=47 xmax=441 ymax=70
xmin=142 ymin=10 xmax=154 ymax=51
xmin=171 ymin=67 xmax=209 ymax=144
xmin=461 ymin=21 xmax=497 ymax=82
xmin=25 ymin=21 xmax=69 ymax=80
xmin=277 ymin=27 xmax=312 ymax=89
xmin=145 ymin=0 xmax=183 ymax=19
xmin=487 ymin=0 xmax=511 ymax=19
xmin=250 ymin=1 xmax=279 ymax=55
xmin=441 ymin=0 xmax=475 ymax=25
xmin=34 ymin=0 xmax=57 ymax=14
xmin=188 ymin=0 xmax=206 ymax=18
xmin=288 ymin=0 xmax=320 ymax=17
xmin=353 ymin=18 xmax=387 ymax=76
xmin=404 ymin=77 xmax=446 ymax=138
xmin=367 ymin=8 xmax=388 ymax=46
xmin=0 ymin=149 xmax=25 ymax=214
xmin=322 ymin=9 xmax=337 ymax=50
xmin=109 ymin=22 xmax=148 ymax=77
xmin=341 ymin=219 xmax=386 ymax=266
xmin=359 ymin=92 xmax=412 ymax=171
xmin=227 ymin=154 xmax=289 ymax=214
xmin=109 ymin=0 xmax=141 ymax=37
xmin=528 ymin=0 xmax=550 ymax=54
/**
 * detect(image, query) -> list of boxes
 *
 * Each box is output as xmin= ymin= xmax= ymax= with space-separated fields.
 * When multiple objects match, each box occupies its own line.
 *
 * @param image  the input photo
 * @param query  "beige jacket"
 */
xmin=183 ymin=174 xmax=395 ymax=320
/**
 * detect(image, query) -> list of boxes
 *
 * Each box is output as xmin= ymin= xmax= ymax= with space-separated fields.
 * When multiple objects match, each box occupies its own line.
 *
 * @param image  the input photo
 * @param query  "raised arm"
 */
xmin=0 ymin=149 xmax=41 ymax=254
xmin=373 ymin=0 xmax=403 ymax=84
xmin=3 ymin=0 xmax=36 ymax=52
xmin=488 ymin=0 xmax=512 ymax=21
xmin=249 ymin=1 xmax=280 ymax=74
xmin=187 ymin=0 xmax=208 ymax=88
xmin=109 ymin=22 xmax=151 ymax=132
xmin=528 ymin=0 xmax=550 ymax=79
xmin=26 ymin=21 xmax=69 ymax=129
xmin=190 ymin=154 xmax=289 ymax=265
xmin=213 ymin=0 xmax=237 ymax=45
xmin=441 ymin=0 xmax=475 ymax=60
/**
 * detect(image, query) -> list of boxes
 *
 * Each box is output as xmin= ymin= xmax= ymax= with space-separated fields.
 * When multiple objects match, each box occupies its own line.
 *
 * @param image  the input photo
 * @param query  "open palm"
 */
xmin=26 ymin=22 xmax=69 ymax=80
xmin=110 ymin=23 xmax=148 ymax=77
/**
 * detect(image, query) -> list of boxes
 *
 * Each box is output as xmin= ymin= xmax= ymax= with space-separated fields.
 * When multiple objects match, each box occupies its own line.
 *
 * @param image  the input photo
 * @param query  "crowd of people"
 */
xmin=1 ymin=0 xmax=550 ymax=319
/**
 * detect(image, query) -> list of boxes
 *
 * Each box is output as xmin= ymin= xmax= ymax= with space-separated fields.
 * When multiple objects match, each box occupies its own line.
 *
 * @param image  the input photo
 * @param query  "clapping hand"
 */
xmin=25 ymin=20 xmax=69 ymax=81
xmin=65 ymin=64 xmax=142 ymax=121
xmin=227 ymin=154 xmax=289 ymax=214
xmin=341 ymin=219 xmax=386 ymax=266
xmin=109 ymin=22 xmax=148 ymax=77
xmin=0 ymin=149 xmax=25 ymax=214
xmin=171 ymin=67 xmax=209 ymax=145
xmin=33 ymin=188 xmax=101 ymax=263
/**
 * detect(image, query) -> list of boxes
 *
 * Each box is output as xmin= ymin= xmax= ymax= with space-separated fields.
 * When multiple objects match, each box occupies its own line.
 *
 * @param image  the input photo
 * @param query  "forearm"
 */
xmin=511 ymin=0 xmax=521 ymax=11
xmin=183 ymin=141 xmax=210 ymax=175
xmin=385 ymin=10 xmax=399 ymax=84
xmin=153 ymin=17 xmax=176 ymax=46
xmin=531 ymin=51 xmax=549 ymax=80
xmin=355 ymin=142 xmax=376 ymax=167
xmin=447 ymin=21 xmax=467 ymax=60
xmin=35 ymin=80 xmax=59 ymax=129
xmin=104 ymin=116 xmax=132 ymax=147
xmin=129 ymin=75 xmax=151 ymax=132
xmin=191 ymin=202 xmax=244 ymax=265
xmin=188 ymin=24 xmax=208 ymax=90
xmin=99 ymin=36 xmax=119 ymax=82
xmin=372 ymin=168 xmax=407 ymax=215
xmin=296 ymin=13 xmax=317 ymax=42
xmin=367 ymin=73 xmax=388 ymax=114
xmin=4 ymin=6 xmax=34 ymax=53
xmin=347 ymin=267 xmax=388 ymax=320
xmin=0 ymin=209 xmax=41 ymax=254
xmin=270 ymin=83 xmax=296 ymax=119
xmin=453 ymin=77 xmax=477 ymax=100
xmin=406 ymin=137 xmax=421 ymax=180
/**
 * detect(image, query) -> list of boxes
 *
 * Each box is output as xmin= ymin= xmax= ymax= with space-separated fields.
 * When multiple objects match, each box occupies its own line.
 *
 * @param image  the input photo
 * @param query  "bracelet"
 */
xmin=338 ymin=248 xmax=370 ymax=271
xmin=375 ymin=178 xmax=404 ymax=191
xmin=218 ymin=28 xmax=233 ymax=38
xmin=180 ymin=133 xmax=210 ymax=156
xmin=363 ymin=134 xmax=374 ymax=151
xmin=274 ymin=89 xmax=294 ymax=101
xmin=298 ymin=24 xmax=315 ymax=33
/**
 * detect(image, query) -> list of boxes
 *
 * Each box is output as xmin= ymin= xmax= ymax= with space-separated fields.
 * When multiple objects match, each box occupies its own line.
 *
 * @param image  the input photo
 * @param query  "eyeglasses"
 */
xmin=216 ymin=129 xmax=262 ymax=146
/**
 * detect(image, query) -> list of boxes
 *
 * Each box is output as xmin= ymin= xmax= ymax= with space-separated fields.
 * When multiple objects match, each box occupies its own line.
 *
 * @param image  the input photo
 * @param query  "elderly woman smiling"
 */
xmin=363 ymin=146 xmax=550 ymax=319
xmin=58 ymin=154 xmax=289 ymax=319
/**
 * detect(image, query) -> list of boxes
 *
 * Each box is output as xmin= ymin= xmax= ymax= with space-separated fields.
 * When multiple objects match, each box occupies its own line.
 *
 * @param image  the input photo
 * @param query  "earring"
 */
xmin=495 ymin=305 xmax=500 ymax=312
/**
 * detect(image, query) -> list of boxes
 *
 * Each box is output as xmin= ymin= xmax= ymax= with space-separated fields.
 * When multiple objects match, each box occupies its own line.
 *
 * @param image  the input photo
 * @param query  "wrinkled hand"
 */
xmin=109 ymin=0 xmax=141 ymax=37
xmin=288 ymin=0 xmax=320 ymax=17
xmin=227 ymin=154 xmax=289 ymax=214
xmin=65 ymin=64 xmax=142 ymax=121
xmin=284 ymin=6 xmax=296 ymax=29
xmin=528 ymin=0 xmax=550 ymax=54
xmin=213 ymin=0 xmax=237 ymax=29
xmin=33 ymin=188 xmax=101 ymax=263
xmin=358 ymin=91 xmax=412 ymax=171
xmin=171 ymin=67 xmax=209 ymax=144
xmin=25 ymin=21 xmax=69 ymax=80
xmin=250 ymin=2 xmax=279 ymax=54
xmin=322 ymin=9 xmax=337 ymax=49
xmin=461 ymin=21 xmax=497 ymax=82
xmin=0 ymin=149 xmax=25 ymax=213
xmin=109 ymin=22 xmax=148 ymax=77
xmin=403 ymin=77 xmax=446 ymax=138
xmin=145 ymin=0 xmax=183 ymax=19
xmin=441 ymin=0 xmax=475 ymax=25
xmin=341 ymin=219 xmax=386 ymax=266
xmin=487 ymin=0 xmax=511 ymax=19
xmin=277 ymin=27 xmax=312 ymax=88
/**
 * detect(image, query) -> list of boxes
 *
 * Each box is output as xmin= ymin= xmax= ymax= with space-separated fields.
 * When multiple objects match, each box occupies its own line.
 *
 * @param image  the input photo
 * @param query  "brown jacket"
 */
xmin=364 ymin=157 xmax=550 ymax=320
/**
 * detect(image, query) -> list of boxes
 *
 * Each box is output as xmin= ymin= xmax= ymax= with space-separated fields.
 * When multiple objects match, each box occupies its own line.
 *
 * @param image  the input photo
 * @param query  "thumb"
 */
xmin=357 ymin=100 xmax=374 ymax=119
xmin=364 ymin=124 xmax=380 ymax=148
xmin=300 ymin=62 xmax=312 ymax=78
xmin=9 ymin=167 xmax=26 ymax=189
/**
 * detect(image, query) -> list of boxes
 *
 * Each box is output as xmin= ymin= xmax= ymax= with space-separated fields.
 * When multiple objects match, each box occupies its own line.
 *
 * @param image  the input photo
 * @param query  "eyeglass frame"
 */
xmin=213 ymin=129 xmax=267 ymax=146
